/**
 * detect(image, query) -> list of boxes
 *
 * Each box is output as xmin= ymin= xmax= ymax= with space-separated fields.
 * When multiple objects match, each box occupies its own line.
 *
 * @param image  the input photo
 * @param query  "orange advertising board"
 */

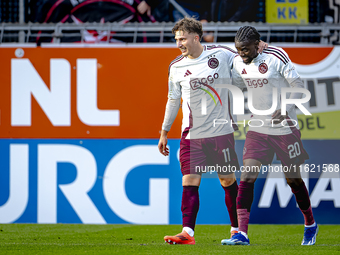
xmin=0 ymin=45 xmax=335 ymax=139
xmin=0 ymin=47 xmax=182 ymax=138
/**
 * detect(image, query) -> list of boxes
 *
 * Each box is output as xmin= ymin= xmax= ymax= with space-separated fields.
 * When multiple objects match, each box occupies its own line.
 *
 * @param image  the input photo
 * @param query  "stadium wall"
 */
xmin=0 ymin=44 xmax=339 ymax=224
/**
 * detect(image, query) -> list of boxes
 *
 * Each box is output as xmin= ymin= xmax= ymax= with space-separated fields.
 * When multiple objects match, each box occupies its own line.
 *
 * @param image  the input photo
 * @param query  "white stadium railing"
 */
xmin=0 ymin=22 xmax=340 ymax=45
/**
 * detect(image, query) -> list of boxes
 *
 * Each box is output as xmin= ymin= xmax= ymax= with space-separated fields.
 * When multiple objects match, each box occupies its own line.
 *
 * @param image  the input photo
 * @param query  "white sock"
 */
xmin=239 ymin=231 xmax=248 ymax=239
xmin=305 ymin=222 xmax=316 ymax=228
xmin=231 ymin=227 xmax=239 ymax=232
xmin=183 ymin=227 xmax=194 ymax=237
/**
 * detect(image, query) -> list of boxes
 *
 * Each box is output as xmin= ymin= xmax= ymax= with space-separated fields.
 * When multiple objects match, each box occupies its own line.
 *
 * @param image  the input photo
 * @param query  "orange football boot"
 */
xmin=164 ymin=231 xmax=195 ymax=245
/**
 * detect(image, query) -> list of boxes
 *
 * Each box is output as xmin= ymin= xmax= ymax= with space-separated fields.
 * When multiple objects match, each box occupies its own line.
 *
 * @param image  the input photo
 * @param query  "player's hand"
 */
xmin=258 ymin=40 xmax=268 ymax=54
xmin=137 ymin=1 xmax=151 ymax=16
xmin=158 ymin=135 xmax=169 ymax=156
xmin=271 ymin=109 xmax=287 ymax=125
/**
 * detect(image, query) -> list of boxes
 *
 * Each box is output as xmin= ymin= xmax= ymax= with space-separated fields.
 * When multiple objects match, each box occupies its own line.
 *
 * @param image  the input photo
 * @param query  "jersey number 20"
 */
xmin=288 ymin=142 xmax=301 ymax=159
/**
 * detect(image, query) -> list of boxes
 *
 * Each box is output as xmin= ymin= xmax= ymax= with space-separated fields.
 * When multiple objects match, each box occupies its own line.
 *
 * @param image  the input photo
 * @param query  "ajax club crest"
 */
xmin=208 ymin=58 xmax=219 ymax=69
xmin=258 ymin=63 xmax=268 ymax=74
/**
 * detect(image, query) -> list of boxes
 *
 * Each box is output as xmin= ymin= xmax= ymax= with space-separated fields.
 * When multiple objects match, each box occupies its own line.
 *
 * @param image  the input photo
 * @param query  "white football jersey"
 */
xmin=232 ymin=46 xmax=301 ymax=135
xmin=168 ymin=45 xmax=237 ymax=139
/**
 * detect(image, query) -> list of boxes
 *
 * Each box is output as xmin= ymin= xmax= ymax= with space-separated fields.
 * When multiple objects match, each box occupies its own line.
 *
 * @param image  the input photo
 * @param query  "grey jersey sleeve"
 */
xmin=286 ymin=77 xmax=305 ymax=113
xmin=276 ymin=48 xmax=304 ymax=112
xmin=162 ymin=65 xmax=181 ymax=131
xmin=161 ymin=98 xmax=181 ymax=131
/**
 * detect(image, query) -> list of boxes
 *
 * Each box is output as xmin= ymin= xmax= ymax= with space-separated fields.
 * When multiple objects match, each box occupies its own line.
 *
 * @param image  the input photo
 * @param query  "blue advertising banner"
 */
xmin=1 ymin=139 xmax=339 ymax=224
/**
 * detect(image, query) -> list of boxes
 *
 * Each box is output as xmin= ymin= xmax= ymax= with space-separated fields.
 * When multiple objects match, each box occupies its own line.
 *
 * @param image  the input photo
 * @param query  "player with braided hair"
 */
xmin=221 ymin=26 xmax=318 ymax=246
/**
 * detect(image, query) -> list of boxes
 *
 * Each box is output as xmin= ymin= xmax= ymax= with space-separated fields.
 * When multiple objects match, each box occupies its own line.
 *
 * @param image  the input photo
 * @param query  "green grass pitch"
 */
xmin=0 ymin=224 xmax=339 ymax=254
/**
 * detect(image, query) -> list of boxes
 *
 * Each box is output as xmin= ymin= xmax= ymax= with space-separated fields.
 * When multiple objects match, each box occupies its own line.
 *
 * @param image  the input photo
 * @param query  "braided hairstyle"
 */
xmin=235 ymin=26 xmax=260 ymax=44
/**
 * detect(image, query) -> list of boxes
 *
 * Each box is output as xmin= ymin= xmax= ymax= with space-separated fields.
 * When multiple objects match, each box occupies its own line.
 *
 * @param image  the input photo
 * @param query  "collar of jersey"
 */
xmin=185 ymin=48 xmax=206 ymax=61
xmin=251 ymin=53 xmax=264 ymax=63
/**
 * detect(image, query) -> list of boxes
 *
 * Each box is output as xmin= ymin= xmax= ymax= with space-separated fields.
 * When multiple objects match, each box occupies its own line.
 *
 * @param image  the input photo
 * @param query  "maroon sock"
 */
xmin=291 ymin=181 xmax=315 ymax=225
xmin=222 ymin=181 xmax=238 ymax=228
xmin=181 ymin=186 xmax=199 ymax=231
xmin=236 ymin=181 xmax=254 ymax=234
xmin=236 ymin=181 xmax=254 ymax=212
xmin=301 ymin=206 xmax=315 ymax=226
xmin=237 ymin=209 xmax=250 ymax=234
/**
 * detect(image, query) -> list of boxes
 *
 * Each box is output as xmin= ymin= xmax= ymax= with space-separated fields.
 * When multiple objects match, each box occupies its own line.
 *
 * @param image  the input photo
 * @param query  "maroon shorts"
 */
xmin=179 ymin=130 xmax=240 ymax=176
xmin=243 ymin=130 xmax=309 ymax=167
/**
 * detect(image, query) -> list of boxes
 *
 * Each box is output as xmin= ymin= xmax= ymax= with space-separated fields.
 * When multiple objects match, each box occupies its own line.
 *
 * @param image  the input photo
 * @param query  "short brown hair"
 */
xmin=172 ymin=17 xmax=203 ymax=40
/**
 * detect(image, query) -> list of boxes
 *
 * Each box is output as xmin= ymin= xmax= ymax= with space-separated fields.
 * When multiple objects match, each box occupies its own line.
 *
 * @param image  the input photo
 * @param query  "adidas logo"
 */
xmin=241 ymin=69 xmax=247 ymax=74
xmin=184 ymin=70 xmax=192 ymax=77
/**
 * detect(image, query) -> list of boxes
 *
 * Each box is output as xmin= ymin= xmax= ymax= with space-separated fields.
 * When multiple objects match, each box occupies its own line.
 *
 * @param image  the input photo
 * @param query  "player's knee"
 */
xmin=240 ymin=177 xmax=257 ymax=184
xmin=182 ymin=174 xmax=201 ymax=186
xmin=219 ymin=175 xmax=236 ymax=187
xmin=240 ymin=171 xmax=258 ymax=183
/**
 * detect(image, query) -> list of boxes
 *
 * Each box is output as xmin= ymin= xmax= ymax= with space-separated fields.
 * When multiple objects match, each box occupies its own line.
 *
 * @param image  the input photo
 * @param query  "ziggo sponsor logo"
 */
xmin=190 ymin=73 xmax=223 ymax=106
xmin=244 ymin=78 xmax=268 ymax=88
xmin=189 ymin=73 xmax=220 ymax=89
